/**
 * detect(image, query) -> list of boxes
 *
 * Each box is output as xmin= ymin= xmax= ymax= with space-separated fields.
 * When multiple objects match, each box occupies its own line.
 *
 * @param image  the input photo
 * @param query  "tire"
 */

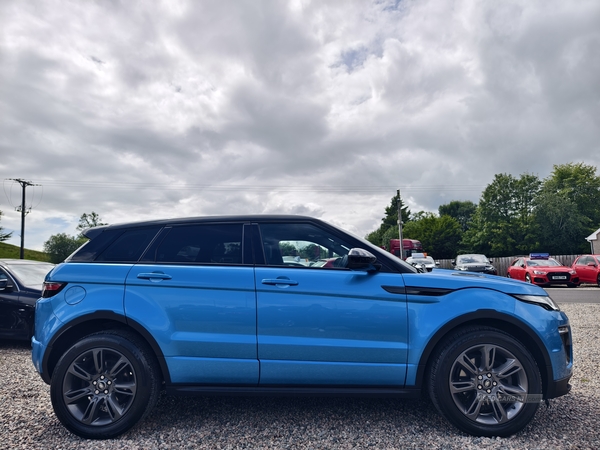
xmin=597 ymin=274 xmax=600 ymax=287
xmin=50 ymin=330 xmax=161 ymax=439
xmin=567 ymin=283 xmax=577 ymax=288
xmin=525 ymin=274 xmax=532 ymax=283
xmin=428 ymin=326 xmax=541 ymax=437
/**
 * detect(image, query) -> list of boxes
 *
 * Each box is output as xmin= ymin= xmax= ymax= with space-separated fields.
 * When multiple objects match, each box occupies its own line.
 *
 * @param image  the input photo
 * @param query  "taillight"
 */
xmin=42 ymin=281 xmax=67 ymax=298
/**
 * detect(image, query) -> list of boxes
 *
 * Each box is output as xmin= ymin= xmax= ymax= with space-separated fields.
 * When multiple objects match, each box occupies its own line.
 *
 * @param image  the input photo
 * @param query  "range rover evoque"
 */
xmin=32 ymin=215 xmax=572 ymax=439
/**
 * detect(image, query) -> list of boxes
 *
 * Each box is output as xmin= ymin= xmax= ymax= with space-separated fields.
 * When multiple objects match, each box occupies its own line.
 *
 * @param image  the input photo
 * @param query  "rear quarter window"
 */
xmin=94 ymin=227 xmax=162 ymax=262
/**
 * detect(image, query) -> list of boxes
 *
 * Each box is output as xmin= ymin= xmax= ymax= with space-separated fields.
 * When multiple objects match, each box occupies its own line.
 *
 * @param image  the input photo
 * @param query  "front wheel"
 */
xmin=428 ymin=326 xmax=541 ymax=437
xmin=525 ymin=273 xmax=532 ymax=283
xmin=50 ymin=330 xmax=161 ymax=439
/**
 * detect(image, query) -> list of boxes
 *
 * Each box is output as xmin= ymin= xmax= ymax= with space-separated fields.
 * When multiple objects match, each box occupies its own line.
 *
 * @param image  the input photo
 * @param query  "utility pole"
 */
xmin=8 ymin=178 xmax=40 ymax=259
xmin=397 ymin=189 xmax=404 ymax=259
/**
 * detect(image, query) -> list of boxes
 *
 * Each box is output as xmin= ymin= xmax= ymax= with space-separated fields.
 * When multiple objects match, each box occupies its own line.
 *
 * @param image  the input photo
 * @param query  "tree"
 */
xmin=43 ymin=233 xmax=87 ymax=263
xmin=403 ymin=212 xmax=462 ymax=259
xmin=462 ymin=173 xmax=540 ymax=256
xmin=0 ymin=210 xmax=12 ymax=242
xmin=439 ymin=201 xmax=477 ymax=232
xmin=534 ymin=190 xmax=589 ymax=254
xmin=365 ymin=193 xmax=411 ymax=247
xmin=77 ymin=212 xmax=107 ymax=233
xmin=534 ymin=163 xmax=600 ymax=253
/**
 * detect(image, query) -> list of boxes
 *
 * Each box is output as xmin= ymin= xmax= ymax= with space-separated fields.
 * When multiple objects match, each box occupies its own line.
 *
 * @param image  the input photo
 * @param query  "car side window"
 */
xmin=576 ymin=256 xmax=588 ymax=266
xmin=258 ymin=223 xmax=351 ymax=268
xmin=95 ymin=227 xmax=162 ymax=262
xmin=154 ymin=224 xmax=244 ymax=265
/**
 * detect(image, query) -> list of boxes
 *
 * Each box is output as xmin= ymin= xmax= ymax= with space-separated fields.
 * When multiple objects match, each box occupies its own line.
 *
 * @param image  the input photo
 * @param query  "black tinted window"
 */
xmin=68 ymin=229 xmax=124 ymax=262
xmin=95 ymin=227 xmax=161 ymax=262
xmin=154 ymin=224 xmax=244 ymax=264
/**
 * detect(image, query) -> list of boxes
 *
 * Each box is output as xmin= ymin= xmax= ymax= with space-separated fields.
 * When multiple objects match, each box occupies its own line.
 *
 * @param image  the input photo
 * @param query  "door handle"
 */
xmin=137 ymin=272 xmax=172 ymax=282
xmin=261 ymin=278 xmax=298 ymax=287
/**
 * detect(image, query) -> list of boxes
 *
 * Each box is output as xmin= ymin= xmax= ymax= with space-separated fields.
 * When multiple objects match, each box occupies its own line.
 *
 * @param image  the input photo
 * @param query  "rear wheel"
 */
xmin=50 ymin=330 xmax=160 ymax=439
xmin=597 ymin=274 xmax=600 ymax=287
xmin=429 ymin=326 xmax=541 ymax=437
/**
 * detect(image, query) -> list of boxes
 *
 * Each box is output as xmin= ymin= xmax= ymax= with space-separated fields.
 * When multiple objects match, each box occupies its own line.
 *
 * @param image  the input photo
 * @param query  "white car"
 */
xmin=405 ymin=254 xmax=438 ymax=272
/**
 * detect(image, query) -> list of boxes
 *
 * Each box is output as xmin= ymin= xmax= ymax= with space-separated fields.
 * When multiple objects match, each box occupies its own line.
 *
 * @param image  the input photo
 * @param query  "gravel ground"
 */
xmin=1 ymin=303 xmax=599 ymax=450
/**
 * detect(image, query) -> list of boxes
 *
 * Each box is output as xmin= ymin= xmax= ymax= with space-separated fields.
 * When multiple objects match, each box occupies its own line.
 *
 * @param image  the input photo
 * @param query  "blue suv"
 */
xmin=32 ymin=215 xmax=572 ymax=439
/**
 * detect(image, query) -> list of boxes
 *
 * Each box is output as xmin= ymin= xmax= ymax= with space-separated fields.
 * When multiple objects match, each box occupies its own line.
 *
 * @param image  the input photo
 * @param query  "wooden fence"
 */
xmin=436 ymin=255 xmax=581 ymax=277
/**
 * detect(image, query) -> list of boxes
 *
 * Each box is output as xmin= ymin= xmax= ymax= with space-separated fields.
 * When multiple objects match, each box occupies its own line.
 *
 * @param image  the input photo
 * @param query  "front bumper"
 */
xmin=546 ymin=375 xmax=572 ymax=399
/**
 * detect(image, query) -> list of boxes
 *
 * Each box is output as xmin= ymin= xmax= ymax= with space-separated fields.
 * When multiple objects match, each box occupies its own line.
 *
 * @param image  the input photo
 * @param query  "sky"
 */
xmin=1 ymin=0 xmax=599 ymax=251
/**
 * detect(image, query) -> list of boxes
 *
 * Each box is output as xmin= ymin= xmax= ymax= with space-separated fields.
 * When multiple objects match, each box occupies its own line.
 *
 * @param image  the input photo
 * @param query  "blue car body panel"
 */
xmin=124 ymin=264 xmax=258 ymax=384
xmin=255 ymin=267 xmax=408 ymax=385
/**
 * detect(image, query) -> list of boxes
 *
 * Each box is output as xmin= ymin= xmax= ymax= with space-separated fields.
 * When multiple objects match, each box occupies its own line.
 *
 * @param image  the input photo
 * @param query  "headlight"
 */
xmin=533 ymin=270 xmax=547 ymax=275
xmin=457 ymin=266 xmax=468 ymax=271
xmin=569 ymin=270 xmax=576 ymax=275
xmin=513 ymin=294 xmax=560 ymax=311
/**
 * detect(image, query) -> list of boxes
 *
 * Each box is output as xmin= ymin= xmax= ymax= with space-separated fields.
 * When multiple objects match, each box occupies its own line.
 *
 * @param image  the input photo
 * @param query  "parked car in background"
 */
xmin=507 ymin=253 xmax=579 ymax=287
xmin=405 ymin=253 xmax=438 ymax=271
xmin=571 ymin=255 xmax=600 ymax=286
xmin=452 ymin=254 xmax=497 ymax=275
xmin=0 ymin=259 xmax=55 ymax=340
xmin=32 ymin=215 xmax=572 ymax=439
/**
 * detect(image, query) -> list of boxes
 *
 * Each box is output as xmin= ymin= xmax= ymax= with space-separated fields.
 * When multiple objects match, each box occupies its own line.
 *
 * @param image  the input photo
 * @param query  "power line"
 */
xmin=20 ymin=179 xmax=486 ymax=193
xmin=7 ymin=179 xmax=41 ymax=259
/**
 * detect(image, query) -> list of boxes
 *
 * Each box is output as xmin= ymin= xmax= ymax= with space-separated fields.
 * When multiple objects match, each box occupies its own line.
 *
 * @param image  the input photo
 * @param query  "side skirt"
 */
xmin=166 ymin=384 xmax=422 ymax=398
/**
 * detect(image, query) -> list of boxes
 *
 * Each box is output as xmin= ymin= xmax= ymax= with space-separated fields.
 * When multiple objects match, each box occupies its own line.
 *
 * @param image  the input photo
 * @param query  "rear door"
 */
xmin=125 ymin=222 xmax=258 ymax=385
xmin=254 ymin=221 xmax=408 ymax=386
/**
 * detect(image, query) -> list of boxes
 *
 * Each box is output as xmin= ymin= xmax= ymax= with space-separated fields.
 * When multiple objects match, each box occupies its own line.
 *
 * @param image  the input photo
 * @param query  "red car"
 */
xmin=572 ymin=254 xmax=600 ymax=286
xmin=507 ymin=253 xmax=579 ymax=287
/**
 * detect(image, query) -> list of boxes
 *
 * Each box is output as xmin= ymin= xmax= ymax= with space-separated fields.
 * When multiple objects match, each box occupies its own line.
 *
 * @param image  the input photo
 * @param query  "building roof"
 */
xmin=586 ymin=227 xmax=600 ymax=242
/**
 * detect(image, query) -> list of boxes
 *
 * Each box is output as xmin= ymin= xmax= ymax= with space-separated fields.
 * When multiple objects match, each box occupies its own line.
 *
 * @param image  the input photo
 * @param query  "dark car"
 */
xmin=0 ymin=259 xmax=55 ymax=340
xmin=32 ymin=215 xmax=572 ymax=439
xmin=452 ymin=254 xmax=497 ymax=275
xmin=571 ymin=255 xmax=600 ymax=286
xmin=507 ymin=253 xmax=579 ymax=287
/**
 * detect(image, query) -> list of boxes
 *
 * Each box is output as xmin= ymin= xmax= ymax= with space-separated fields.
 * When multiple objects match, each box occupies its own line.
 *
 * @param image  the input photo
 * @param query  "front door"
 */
xmin=255 ymin=222 xmax=408 ymax=386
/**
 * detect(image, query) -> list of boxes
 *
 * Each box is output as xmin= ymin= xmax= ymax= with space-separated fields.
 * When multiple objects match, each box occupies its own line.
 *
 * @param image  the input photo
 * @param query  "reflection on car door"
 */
xmin=255 ymin=223 xmax=408 ymax=386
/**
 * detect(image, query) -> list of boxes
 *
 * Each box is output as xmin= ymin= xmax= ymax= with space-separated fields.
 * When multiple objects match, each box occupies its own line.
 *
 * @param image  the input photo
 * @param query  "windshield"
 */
xmin=457 ymin=254 xmax=489 ymax=264
xmin=4 ymin=262 xmax=55 ymax=287
xmin=526 ymin=258 xmax=561 ymax=267
xmin=410 ymin=257 xmax=434 ymax=264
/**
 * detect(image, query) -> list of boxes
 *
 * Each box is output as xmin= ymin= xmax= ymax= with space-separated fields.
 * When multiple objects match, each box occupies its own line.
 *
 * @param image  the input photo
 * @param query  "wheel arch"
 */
xmin=41 ymin=311 xmax=170 ymax=386
xmin=416 ymin=309 xmax=553 ymax=398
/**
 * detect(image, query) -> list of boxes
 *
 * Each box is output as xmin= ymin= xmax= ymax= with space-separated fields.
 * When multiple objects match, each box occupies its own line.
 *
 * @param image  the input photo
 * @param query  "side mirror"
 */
xmin=345 ymin=248 xmax=380 ymax=272
xmin=451 ymin=259 xmax=456 ymax=265
xmin=411 ymin=262 xmax=426 ymax=273
xmin=0 ymin=279 xmax=10 ymax=291
xmin=435 ymin=261 xmax=440 ymax=266
xmin=489 ymin=259 xmax=494 ymax=263
xmin=588 ymin=262 xmax=598 ymax=267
